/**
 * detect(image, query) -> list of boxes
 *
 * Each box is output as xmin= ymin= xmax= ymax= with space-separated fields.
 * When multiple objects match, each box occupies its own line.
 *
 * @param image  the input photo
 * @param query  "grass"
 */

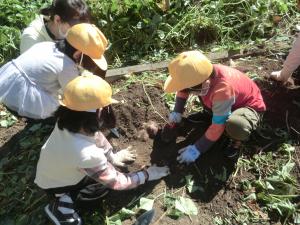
xmin=233 ymin=143 xmax=300 ymax=224
xmin=0 ymin=0 xmax=49 ymax=63
xmin=1 ymin=0 xmax=299 ymax=65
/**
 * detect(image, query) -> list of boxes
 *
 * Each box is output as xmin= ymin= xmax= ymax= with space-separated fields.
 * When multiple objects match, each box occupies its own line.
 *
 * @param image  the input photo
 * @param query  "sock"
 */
xmin=58 ymin=194 xmax=75 ymax=214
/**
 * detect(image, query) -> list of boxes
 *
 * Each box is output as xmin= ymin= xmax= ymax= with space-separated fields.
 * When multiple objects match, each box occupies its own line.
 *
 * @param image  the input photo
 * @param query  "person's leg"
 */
xmin=43 ymin=177 xmax=109 ymax=225
xmin=44 ymin=192 xmax=82 ymax=225
xmin=224 ymin=107 xmax=261 ymax=158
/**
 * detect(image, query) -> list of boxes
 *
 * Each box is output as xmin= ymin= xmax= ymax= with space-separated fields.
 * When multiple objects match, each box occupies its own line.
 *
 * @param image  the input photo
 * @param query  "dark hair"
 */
xmin=55 ymin=106 xmax=102 ymax=135
xmin=81 ymin=55 xmax=107 ymax=79
xmin=54 ymin=105 xmax=117 ymax=134
xmin=56 ymin=40 xmax=107 ymax=77
xmin=56 ymin=39 xmax=77 ymax=61
xmin=41 ymin=0 xmax=91 ymax=23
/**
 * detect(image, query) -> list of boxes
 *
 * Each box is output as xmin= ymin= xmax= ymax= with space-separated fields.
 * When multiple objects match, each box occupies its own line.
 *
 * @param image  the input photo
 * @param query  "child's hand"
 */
xmin=112 ymin=146 xmax=136 ymax=167
xmin=269 ymin=70 xmax=283 ymax=81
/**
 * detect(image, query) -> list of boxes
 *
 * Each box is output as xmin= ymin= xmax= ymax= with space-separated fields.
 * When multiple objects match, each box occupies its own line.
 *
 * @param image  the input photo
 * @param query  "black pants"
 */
xmin=44 ymin=177 xmax=109 ymax=209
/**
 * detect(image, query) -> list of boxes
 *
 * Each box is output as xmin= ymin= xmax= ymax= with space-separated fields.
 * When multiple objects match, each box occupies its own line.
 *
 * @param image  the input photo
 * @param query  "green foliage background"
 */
xmin=0 ymin=0 xmax=299 ymax=65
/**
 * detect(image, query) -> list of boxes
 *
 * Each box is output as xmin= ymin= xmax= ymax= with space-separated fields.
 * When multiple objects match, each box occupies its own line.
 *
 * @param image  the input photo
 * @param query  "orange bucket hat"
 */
xmin=66 ymin=23 xmax=108 ymax=70
xmin=164 ymin=51 xmax=213 ymax=93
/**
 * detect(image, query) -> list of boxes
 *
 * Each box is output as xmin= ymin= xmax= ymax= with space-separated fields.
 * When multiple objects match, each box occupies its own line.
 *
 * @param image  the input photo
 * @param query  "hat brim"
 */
xmin=164 ymin=70 xmax=212 ymax=93
xmin=92 ymin=55 xmax=108 ymax=71
xmin=164 ymin=75 xmax=194 ymax=93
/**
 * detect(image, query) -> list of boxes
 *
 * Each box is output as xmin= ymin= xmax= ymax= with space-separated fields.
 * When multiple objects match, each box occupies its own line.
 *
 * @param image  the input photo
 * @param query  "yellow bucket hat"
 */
xmin=164 ymin=51 xmax=213 ymax=93
xmin=66 ymin=23 xmax=108 ymax=71
xmin=60 ymin=71 xmax=118 ymax=111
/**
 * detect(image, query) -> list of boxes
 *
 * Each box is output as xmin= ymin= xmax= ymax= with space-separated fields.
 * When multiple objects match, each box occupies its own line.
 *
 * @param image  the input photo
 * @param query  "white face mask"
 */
xmin=57 ymin=24 xmax=68 ymax=39
xmin=189 ymin=80 xmax=210 ymax=96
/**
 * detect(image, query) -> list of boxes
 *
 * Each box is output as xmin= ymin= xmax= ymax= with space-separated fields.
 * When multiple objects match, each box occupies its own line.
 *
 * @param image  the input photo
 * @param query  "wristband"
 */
xmin=137 ymin=171 xmax=146 ymax=184
xmin=143 ymin=169 xmax=149 ymax=182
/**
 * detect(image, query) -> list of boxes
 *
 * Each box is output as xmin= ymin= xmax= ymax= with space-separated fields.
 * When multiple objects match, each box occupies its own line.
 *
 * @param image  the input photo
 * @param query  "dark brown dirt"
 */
xmin=0 ymin=105 xmax=26 ymax=146
xmin=102 ymin=55 xmax=300 ymax=225
xmin=0 ymin=55 xmax=299 ymax=225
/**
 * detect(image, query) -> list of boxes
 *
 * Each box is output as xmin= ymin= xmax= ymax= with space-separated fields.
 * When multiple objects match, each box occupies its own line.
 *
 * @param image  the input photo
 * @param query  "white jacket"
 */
xmin=20 ymin=15 xmax=53 ymax=53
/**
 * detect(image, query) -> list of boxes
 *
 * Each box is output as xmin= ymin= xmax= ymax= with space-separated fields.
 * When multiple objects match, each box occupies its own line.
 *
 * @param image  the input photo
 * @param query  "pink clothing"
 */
xmin=281 ymin=34 xmax=300 ymax=81
xmin=201 ymin=64 xmax=266 ymax=112
xmin=174 ymin=64 xmax=266 ymax=153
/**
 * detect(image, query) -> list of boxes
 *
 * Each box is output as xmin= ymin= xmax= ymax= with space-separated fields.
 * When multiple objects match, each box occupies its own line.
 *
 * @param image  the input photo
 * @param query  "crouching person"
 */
xmin=163 ymin=51 xmax=266 ymax=164
xmin=35 ymin=71 xmax=170 ymax=225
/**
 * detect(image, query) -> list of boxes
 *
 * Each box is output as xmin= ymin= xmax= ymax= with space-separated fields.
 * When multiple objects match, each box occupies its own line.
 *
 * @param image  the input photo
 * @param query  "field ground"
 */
xmin=0 ymin=53 xmax=299 ymax=225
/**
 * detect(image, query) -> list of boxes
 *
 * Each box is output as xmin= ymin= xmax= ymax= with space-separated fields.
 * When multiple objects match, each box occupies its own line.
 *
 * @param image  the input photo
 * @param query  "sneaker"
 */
xmin=224 ymin=139 xmax=241 ymax=160
xmin=45 ymin=198 xmax=82 ymax=225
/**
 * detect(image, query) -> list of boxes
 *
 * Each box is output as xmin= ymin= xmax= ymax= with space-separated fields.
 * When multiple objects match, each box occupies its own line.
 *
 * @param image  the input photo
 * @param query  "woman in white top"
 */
xmin=269 ymin=34 xmax=300 ymax=85
xmin=35 ymin=72 xmax=170 ymax=225
xmin=0 ymin=23 xmax=108 ymax=119
xmin=20 ymin=0 xmax=91 ymax=54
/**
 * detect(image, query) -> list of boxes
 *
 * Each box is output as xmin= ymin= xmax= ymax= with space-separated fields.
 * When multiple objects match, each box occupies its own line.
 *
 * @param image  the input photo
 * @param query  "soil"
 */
xmin=0 ymin=54 xmax=299 ymax=225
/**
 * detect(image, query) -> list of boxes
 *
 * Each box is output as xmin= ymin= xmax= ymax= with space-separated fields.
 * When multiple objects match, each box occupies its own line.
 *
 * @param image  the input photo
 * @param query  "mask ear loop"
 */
xmin=79 ymin=52 xmax=84 ymax=67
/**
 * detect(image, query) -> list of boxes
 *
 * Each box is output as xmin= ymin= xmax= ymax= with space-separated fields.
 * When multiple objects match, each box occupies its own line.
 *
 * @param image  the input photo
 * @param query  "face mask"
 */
xmin=57 ymin=24 xmax=68 ymax=39
xmin=189 ymin=80 xmax=210 ymax=96
xmin=199 ymin=81 xmax=210 ymax=96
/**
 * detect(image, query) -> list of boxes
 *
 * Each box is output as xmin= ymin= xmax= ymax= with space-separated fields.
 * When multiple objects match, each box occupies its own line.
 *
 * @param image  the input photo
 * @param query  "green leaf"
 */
xmin=185 ymin=175 xmax=202 ymax=193
xmin=0 ymin=120 xmax=8 ymax=127
xmin=294 ymin=212 xmax=300 ymax=224
xmin=244 ymin=193 xmax=256 ymax=201
xmin=29 ymin=123 xmax=42 ymax=132
xmin=117 ymin=207 xmax=135 ymax=220
xmin=106 ymin=216 xmax=122 ymax=225
xmin=139 ymin=197 xmax=154 ymax=211
xmin=16 ymin=215 xmax=30 ymax=225
xmin=164 ymin=194 xmax=176 ymax=208
xmin=175 ymin=197 xmax=198 ymax=216
xmin=11 ymin=115 xmax=17 ymax=121
xmin=214 ymin=167 xmax=227 ymax=183
xmin=0 ymin=111 xmax=7 ymax=116
xmin=168 ymin=208 xmax=183 ymax=219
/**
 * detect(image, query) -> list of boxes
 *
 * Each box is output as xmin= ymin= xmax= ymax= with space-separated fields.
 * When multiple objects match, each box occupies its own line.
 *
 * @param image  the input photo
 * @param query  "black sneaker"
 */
xmin=45 ymin=199 xmax=82 ymax=225
xmin=224 ymin=140 xmax=241 ymax=160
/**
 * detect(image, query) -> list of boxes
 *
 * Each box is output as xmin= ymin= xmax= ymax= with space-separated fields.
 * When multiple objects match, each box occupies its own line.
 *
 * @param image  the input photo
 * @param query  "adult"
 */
xmin=163 ymin=51 xmax=266 ymax=164
xmin=35 ymin=72 xmax=170 ymax=225
xmin=0 ymin=23 xmax=108 ymax=119
xmin=20 ymin=0 xmax=91 ymax=54
xmin=269 ymin=34 xmax=300 ymax=85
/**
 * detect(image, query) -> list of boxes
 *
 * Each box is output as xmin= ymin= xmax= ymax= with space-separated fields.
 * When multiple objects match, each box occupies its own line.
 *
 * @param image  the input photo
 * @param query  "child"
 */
xmin=163 ymin=51 xmax=266 ymax=163
xmin=35 ymin=72 xmax=170 ymax=225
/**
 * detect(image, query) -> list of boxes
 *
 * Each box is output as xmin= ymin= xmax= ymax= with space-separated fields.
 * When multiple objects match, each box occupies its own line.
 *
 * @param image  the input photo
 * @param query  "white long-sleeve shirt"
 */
xmin=280 ymin=34 xmax=300 ymax=81
xmin=20 ymin=15 xmax=53 ymax=54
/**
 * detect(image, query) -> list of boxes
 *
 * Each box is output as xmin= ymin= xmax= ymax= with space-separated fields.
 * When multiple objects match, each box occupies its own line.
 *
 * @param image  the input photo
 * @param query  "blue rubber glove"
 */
xmin=169 ymin=112 xmax=182 ymax=123
xmin=177 ymin=145 xmax=201 ymax=164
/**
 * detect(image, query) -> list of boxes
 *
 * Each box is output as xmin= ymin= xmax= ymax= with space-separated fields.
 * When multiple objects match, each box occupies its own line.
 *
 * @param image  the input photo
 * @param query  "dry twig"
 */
xmin=152 ymin=209 xmax=169 ymax=225
xmin=285 ymin=110 xmax=290 ymax=133
xmin=290 ymin=126 xmax=300 ymax=135
xmin=142 ymin=82 xmax=168 ymax=123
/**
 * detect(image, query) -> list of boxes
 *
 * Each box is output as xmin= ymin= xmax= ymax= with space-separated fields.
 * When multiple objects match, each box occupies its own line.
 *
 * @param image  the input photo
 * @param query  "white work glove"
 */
xmin=169 ymin=112 xmax=182 ymax=124
xmin=111 ymin=146 xmax=136 ymax=167
xmin=146 ymin=165 xmax=170 ymax=181
xmin=177 ymin=145 xmax=201 ymax=165
xmin=269 ymin=70 xmax=283 ymax=81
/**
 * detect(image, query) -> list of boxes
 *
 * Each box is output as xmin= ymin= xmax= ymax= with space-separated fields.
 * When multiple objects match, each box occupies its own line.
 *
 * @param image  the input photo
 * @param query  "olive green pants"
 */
xmin=225 ymin=107 xmax=263 ymax=141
